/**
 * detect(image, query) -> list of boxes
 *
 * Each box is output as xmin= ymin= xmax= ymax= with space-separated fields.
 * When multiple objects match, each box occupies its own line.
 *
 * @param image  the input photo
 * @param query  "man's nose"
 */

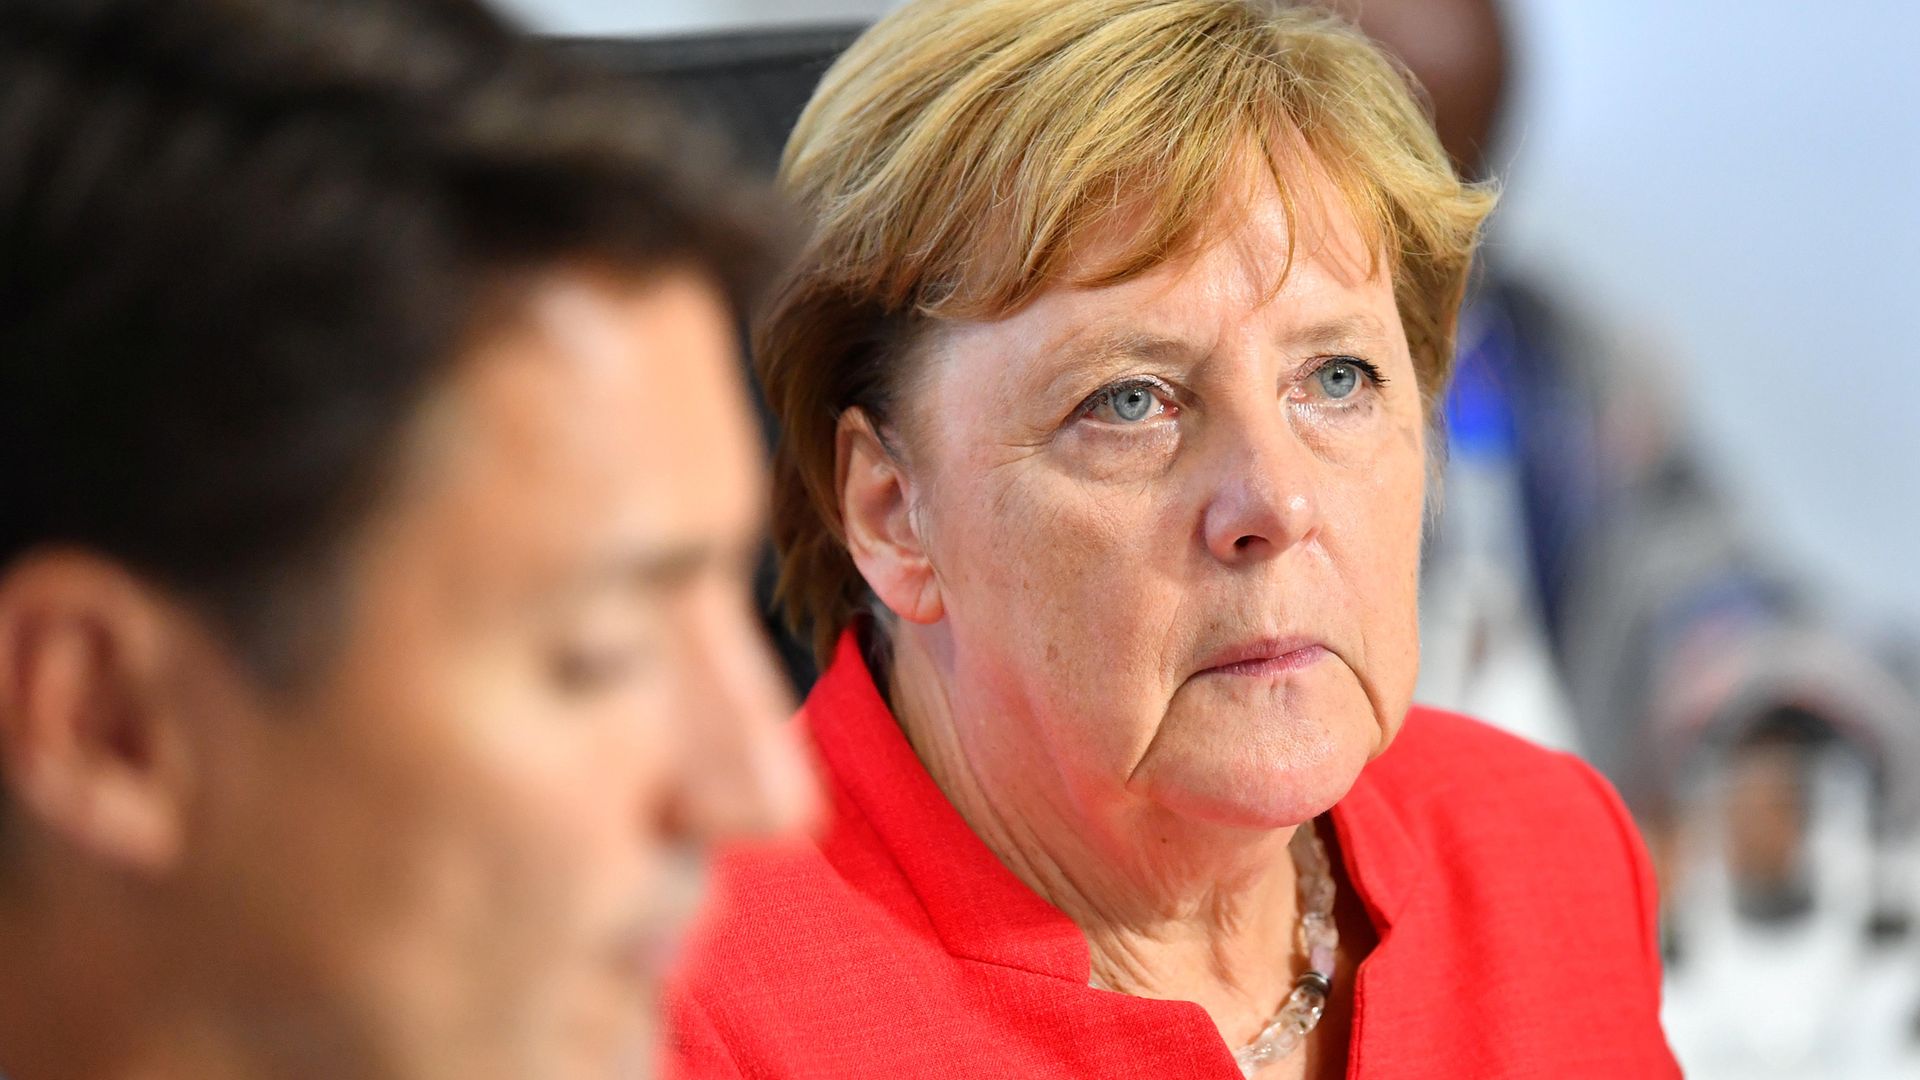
xmin=665 ymin=599 xmax=820 ymax=842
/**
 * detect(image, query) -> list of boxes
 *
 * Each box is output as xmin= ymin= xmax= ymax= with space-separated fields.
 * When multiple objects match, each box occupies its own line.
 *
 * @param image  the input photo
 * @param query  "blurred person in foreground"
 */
xmin=667 ymin=1 xmax=1679 ymax=1077
xmin=0 ymin=1 xmax=814 ymax=1077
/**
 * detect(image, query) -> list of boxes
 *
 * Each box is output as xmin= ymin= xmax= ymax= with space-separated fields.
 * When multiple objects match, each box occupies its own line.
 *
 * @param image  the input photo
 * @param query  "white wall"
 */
xmin=495 ymin=0 xmax=888 ymax=36
xmin=1494 ymin=0 xmax=1920 ymax=629
xmin=510 ymin=0 xmax=1920 ymax=627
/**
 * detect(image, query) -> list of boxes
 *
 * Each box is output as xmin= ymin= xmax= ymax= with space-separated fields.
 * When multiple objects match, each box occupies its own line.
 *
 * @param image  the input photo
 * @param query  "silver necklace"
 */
xmin=1233 ymin=819 xmax=1338 ymax=1077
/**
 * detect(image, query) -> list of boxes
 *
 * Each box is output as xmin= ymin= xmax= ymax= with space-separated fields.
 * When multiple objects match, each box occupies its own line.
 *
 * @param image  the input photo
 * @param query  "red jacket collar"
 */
xmin=799 ymin=628 xmax=1426 ymax=977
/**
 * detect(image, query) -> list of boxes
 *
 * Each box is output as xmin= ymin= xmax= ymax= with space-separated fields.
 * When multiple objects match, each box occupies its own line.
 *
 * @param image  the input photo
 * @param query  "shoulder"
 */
xmin=1332 ymin=710 xmax=1678 ymax=1072
xmin=1374 ymin=705 xmax=1632 ymax=816
xmin=1382 ymin=703 xmax=1620 ymax=787
xmin=1370 ymin=705 xmax=1651 ymax=870
xmin=1365 ymin=705 xmax=1664 ymax=971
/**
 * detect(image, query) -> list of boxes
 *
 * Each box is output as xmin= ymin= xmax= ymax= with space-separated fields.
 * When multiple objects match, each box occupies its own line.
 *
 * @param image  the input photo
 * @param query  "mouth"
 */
xmin=615 ymin=922 xmax=687 ymax=987
xmin=614 ymin=852 xmax=708 ymax=984
xmin=1194 ymin=637 xmax=1331 ymax=678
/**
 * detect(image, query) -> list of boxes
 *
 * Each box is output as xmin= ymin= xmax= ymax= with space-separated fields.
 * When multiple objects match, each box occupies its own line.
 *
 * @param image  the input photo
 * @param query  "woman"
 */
xmin=669 ymin=1 xmax=1678 ymax=1076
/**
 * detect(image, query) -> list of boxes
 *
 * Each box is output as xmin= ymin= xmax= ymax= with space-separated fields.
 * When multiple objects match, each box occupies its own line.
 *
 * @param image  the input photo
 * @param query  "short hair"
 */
xmin=758 ymin=0 xmax=1498 ymax=662
xmin=0 ymin=0 xmax=772 ymax=676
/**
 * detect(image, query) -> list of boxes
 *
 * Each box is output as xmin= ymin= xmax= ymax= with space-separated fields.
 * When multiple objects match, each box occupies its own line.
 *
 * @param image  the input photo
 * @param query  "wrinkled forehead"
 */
xmin=906 ymin=150 xmax=1407 ymax=424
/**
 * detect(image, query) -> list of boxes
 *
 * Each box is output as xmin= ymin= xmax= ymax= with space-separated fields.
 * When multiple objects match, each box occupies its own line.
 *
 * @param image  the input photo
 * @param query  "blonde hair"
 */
xmin=760 ymin=0 xmax=1497 ymax=663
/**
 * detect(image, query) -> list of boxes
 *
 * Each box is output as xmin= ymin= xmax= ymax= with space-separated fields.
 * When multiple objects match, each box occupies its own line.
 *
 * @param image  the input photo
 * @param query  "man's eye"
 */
xmin=550 ymin=646 xmax=645 ymax=696
xmin=1081 ymin=379 xmax=1172 ymax=424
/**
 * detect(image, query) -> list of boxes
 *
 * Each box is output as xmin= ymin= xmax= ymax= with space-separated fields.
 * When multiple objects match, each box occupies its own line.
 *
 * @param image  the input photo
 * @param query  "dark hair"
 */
xmin=0 ymin=0 xmax=774 ymax=675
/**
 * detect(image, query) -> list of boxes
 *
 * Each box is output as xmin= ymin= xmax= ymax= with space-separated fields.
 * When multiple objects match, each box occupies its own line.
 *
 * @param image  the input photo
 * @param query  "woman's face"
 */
xmin=886 ymin=163 xmax=1428 ymax=832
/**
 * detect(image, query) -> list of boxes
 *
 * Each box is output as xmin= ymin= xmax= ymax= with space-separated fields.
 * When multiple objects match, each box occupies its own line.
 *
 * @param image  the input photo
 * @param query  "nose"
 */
xmin=1200 ymin=408 xmax=1324 ymax=564
xmin=665 ymin=593 xmax=820 ymax=842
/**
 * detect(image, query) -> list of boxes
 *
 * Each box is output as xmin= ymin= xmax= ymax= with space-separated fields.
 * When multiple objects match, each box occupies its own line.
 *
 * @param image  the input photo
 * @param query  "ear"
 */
xmin=835 ymin=408 xmax=943 ymax=625
xmin=0 ymin=552 xmax=195 ymax=875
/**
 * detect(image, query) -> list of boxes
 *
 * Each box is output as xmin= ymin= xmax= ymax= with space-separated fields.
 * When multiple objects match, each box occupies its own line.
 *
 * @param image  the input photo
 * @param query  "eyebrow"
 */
xmin=1054 ymin=329 xmax=1200 ymax=370
xmin=1286 ymin=314 xmax=1390 ymax=352
xmin=1039 ymin=314 xmax=1393 ymax=398
xmin=576 ymin=533 xmax=767 ymax=597
xmin=1038 ymin=329 xmax=1204 ymax=399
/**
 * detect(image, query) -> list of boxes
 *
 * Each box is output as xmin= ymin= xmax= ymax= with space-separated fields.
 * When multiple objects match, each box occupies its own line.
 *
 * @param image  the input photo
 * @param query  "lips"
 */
xmin=618 ymin=922 xmax=686 ymax=985
xmin=1194 ymin=636 xmax=1331 ymax=677
xmin=616 ymin=851 xmax=709 ymax=983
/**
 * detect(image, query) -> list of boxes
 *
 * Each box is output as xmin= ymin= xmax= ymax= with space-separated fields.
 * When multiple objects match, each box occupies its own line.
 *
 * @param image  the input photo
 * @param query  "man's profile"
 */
xmin=0 ymin=1 xmax=813 ymax=1077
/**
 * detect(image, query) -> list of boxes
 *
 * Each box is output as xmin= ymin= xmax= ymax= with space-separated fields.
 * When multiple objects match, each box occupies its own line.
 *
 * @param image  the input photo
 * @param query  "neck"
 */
xmin=885 ymin=627 xmax=1309 ymax=1044
xmin=0 ymin=875 xmax=290 ymax=1080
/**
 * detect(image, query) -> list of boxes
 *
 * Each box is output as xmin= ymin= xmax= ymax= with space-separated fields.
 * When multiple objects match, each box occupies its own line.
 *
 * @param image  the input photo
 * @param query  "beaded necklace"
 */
xmin=1232 ymin=819 xmax=1338 ymax=1077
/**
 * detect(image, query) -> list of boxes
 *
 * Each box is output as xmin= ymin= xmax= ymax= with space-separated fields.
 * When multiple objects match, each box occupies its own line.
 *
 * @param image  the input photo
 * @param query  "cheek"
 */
xmin=925 ymin=461 xmax=1190 ymax=759
xmin=365 ymin=676 xmax=672 ymax=1071
xmin=336 ymin=650 xmax=663 ymax=996
xmin=1322 ymin=426 xmax=1427 ymax=719
xmin=940 ymin=465 xmax=1166 ymax=634
xmin=451 ymin=677 xmax=666 ymax=924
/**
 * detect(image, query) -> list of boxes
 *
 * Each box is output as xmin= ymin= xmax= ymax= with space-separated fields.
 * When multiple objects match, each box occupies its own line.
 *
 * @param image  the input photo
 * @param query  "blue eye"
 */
xmin=1110 ymin=384 xmax=1155 ymax=422
xmin=1316 ymin=360 xmax=1362 ymax=399
xmin=1310 ymin=356 xmax=1385 ymax=402
xmin=1081 ymin=379 xmax=1170 ymax=425
xmin=550 ymin=645 xmax=645 ymax=696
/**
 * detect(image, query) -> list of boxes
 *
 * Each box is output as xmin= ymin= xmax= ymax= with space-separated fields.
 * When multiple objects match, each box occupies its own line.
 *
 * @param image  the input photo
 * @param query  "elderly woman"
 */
xmin=669 ymin=1 xmax=1678 ymax=1076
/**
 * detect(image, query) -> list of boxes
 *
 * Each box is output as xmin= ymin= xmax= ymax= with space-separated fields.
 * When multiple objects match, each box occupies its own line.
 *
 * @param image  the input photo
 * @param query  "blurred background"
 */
xmin=508 ymin=0 xmax=1920 ymax=1075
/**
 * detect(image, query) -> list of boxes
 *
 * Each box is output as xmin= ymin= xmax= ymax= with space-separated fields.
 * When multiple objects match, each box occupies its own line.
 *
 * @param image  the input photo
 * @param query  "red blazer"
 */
xmin=667 ymin=632 xmax=1679 ymax=1078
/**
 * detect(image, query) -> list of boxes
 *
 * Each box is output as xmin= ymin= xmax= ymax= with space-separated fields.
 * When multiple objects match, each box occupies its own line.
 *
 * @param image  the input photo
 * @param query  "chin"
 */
xmin=532 ymin=1016 xmax=658 ymax=1080
xmin=1129 ymin=702 xmax=1379 ymax=830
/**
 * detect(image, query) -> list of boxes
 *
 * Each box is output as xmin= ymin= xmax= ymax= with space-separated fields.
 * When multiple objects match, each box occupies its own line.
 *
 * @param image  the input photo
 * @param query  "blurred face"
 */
xmin=895 ymin=161 xmax=1427 ymax=832
xmin=170 ymin=270 xmax=809 ymax=1078
xmin=1329 ymin=0 xmax=1506 ymax=178
xmin=1723 ymin=745 xmax=1809 ymax=892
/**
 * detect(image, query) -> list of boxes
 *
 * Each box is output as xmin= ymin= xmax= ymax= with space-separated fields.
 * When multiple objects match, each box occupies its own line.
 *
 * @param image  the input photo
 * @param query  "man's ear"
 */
xmin=0 ymin=552 xmax=196 ymax=875
xmin=835 ymin=408 xmax=943 ymax=625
